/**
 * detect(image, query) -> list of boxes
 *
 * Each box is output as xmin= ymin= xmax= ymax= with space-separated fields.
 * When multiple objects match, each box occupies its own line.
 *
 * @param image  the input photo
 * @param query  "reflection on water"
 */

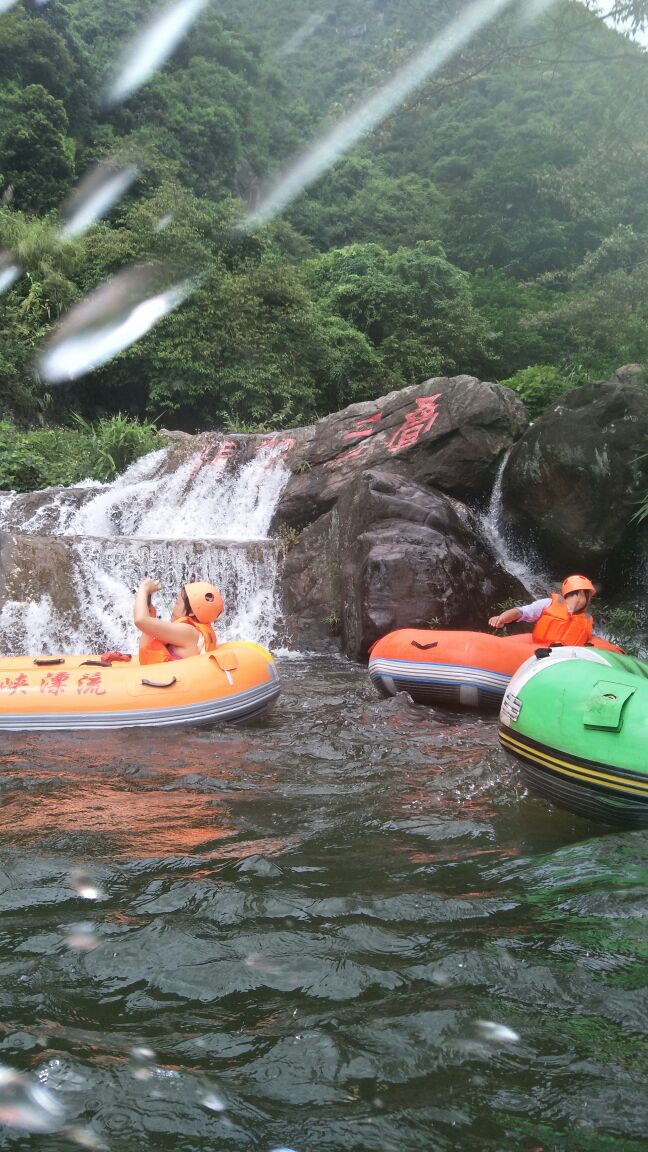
xmin=0 ymin=657 xmax=647 ymax=1151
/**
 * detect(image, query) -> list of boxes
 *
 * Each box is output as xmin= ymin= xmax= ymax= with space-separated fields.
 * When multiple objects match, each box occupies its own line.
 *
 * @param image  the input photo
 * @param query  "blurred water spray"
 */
xmin=106 ymin=0 xmax=211 ymax=106
xmin=59 ymin=160 xmax=138 ymax=240
xmin=39 ymin=264 xmax=195 ymax=384
xmin=243 ymin=0 xmax=551 ymax=230
xmin=0 ymin=251 xmax=21 ymax=295
xmin=0 ymin=1065 xmax=65 ymax=1133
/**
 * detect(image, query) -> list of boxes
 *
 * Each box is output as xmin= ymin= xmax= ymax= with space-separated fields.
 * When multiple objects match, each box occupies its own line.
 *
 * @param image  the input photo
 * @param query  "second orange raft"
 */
xmin=368 ymin=628 xmax=621 ymax=709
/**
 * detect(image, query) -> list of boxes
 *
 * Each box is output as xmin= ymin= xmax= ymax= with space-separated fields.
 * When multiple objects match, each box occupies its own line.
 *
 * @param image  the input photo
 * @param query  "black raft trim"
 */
xmin=499 ymin=725 xmax=648 ymax=788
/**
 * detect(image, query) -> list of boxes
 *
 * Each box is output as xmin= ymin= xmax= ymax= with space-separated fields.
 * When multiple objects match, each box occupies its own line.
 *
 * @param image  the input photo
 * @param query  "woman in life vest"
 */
xmin=135 ymin=577 xmax=223 ymax=665
xmin=488 ymin=575 xmax=596 ymax=646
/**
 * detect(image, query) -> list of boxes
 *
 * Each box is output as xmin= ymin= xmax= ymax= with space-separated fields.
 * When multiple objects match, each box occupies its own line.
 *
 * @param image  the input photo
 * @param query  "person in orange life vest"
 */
xmin=134 ymin=577 xmax=223 ymax=665
xmin=488 ymin=575 xmax=596 ymax=646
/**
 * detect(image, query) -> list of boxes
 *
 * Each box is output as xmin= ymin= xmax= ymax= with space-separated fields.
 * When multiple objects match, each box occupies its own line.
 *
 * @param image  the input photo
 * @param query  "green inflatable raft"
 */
xmin=499 ymin=646 xmax=648 ymax=827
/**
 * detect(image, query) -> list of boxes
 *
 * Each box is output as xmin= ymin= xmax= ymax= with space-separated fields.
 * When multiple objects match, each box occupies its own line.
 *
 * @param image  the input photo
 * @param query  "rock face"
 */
xmin=0 ymin=530 xmax=78 ymax=618
xmin=500 ymin=374 xmax=648 ymax=575
xmin=274 ymin=374 xmax=528 ymax=529
xmin=276 ymin=375 xmax=530 ymax=655
xmin=281 ymin=470 xmax=528 ymax=659
xmin=4 ymin=370 xmax=645 ymax=661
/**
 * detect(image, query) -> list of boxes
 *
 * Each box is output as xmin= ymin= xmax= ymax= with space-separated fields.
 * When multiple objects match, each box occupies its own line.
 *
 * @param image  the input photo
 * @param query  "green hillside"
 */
xmin=0 ymin=0 xmax=647 ymax=435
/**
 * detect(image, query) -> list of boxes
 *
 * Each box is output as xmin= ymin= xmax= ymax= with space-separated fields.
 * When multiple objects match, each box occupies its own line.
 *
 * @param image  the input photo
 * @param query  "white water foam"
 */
xmin=478 ymin=451 xmax=548 ymax=598
xmin=0 ymin=440 xmax=291 ymax=655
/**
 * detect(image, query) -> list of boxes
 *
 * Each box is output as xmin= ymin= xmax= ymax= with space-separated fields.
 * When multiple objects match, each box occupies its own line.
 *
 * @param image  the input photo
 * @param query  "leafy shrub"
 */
xmin=70 ymin=413 xmax=160 ymax=481
xmin=595 ymin=604 xmax=643 ymax=657
xmin=0 ymin=416 xmax=160 ymax=492
xmin=498 ymin=364 xmax=587 ymax=419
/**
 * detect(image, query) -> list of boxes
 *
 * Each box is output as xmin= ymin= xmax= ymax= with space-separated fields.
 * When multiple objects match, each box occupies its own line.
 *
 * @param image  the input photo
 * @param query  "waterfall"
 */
xmin=479 ymin=450 xmax=548 ymax=598
xmin=0 ymin=438 xmax=291 ymax=656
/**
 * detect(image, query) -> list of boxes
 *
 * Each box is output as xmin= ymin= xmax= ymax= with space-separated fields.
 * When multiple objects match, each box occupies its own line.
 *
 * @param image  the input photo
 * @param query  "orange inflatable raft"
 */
xmin=368 ymin=628 xmax=621 ymax=709
xmin=0 ymin=641 xmax=280 ymax=731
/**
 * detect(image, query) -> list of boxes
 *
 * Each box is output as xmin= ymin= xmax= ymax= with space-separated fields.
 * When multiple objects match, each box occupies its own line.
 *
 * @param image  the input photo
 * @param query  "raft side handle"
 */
xmin=80 ymin=659 xmax=112 ymax=668
xmin=209 ymin=651 xmax=238 ymax=686
xmin=412 ymin=641 xmax=439 ymax=651
xmin=33 ymin=656 xmax=65 ymax=666
xmin=141 ymin=676 xmax=177 ymax=689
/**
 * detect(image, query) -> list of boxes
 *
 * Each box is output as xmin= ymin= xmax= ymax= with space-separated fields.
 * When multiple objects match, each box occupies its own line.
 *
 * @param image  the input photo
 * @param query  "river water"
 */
xmin=1 ymin=655 xmax=647 ymax=1152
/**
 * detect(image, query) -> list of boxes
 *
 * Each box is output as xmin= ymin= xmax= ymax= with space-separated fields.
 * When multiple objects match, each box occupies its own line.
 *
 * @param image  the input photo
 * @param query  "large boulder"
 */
xmin=500 ymin=373 xmax=648 ymax=579
xmin=279 ymin=511 xmax=342 ymax=652
xmin=280 ymin=469 xmax=529 ymax=659
xmin=274 ymin=375 xmax=527 ymax=529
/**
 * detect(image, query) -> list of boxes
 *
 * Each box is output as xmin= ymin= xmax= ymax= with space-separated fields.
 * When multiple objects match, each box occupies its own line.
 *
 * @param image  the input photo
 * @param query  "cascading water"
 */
xmin=478 ymin=449 xmax=548 ymax=598
xmin=0 ymin=438 xmax=291 ymax=656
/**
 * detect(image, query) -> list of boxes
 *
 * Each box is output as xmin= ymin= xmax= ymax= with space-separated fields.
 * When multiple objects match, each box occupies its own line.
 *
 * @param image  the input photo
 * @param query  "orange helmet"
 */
xmin=184 ymin=581 xmax=223 ymax=624
xmin=562 ymin=575 xmax=596 ymax=598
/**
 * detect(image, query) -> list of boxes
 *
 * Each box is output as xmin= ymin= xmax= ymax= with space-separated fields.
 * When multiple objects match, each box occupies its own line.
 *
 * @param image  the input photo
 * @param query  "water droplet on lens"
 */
xmin=38 ymin=264 xmax=194 ymax=384
xmin=0 ymin=0 xmax=21 ymax=13
xmin=0 ymin=252 xmax=22 ymax=295
xmin=154 ymin=214 xmax=174 ymax=232
xmin=65 ymin=922 xmax=98 ymax=951
xmin=199 ymin=1089 xmax=226 ymax=1113
xmin=106 ymin=0 xmax=210 ymax=106
xmin=475 ymin=1019 xmax=520 ymax=1044
xmin=65 ymin=1124 xmax=105 ymax=1150
xmin=0 ymin=1063 xmax=65 ymax=1133
xmin=69 ymin=870 xmax=105 ymax=901
xmin=59 ymin=161 xmax=138 ymax=240
xmin=130 ymin=1046 xmax=156 ymax=1081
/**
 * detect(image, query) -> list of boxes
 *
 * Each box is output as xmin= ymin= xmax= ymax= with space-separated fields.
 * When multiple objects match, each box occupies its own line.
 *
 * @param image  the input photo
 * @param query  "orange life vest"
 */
xmin=139 ymin=616 xmax=217 ymax=665
xmin=531 ymin=593 xmax=593 ymax=647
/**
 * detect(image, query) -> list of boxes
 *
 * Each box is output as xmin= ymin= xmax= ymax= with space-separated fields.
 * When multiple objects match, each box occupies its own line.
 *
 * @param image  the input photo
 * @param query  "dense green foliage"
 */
xmin=498 ymin=365 xmax=589 ymax=420
xmin=0 ymin=413 xmax=160 ymax=490
xmin=1 ymin=0 xmax=647 ymax=454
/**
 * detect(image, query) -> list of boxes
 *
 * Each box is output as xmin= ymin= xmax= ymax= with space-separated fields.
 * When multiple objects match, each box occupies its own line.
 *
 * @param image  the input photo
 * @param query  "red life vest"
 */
xmin=139 ymin=616 xmax=217 ymax=665
xmin=531 ymin=593 xmax=593 ymax=647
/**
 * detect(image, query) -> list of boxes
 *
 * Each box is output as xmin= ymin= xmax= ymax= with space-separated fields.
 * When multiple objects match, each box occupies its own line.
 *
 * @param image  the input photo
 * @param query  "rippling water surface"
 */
xmin=1 ymin=657 xmax=647 ymax=1151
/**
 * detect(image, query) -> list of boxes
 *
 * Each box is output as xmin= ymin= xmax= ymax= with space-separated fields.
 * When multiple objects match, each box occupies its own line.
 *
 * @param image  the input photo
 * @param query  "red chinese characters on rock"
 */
xmin=189 ymin=439 xmax=238 ymax=484
xmin=386 ymin=394 xmax=442 ymax=454
xmin=40 ymin=671 xmax=70 ymax=696
xmin=211 ymin=440 xmax=237 ymax=461
xmin=323 ymin=395 xmax=444 ymax=469
xmin=325 ymin=414 xmax=382 ymax=470
xmin=269 ymin=436 xmax=297 ymax=458
xmin=0 ymin=673 xmax=29 ymax=695
xmin=342 ymin=413 xmax=382 ymax=442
